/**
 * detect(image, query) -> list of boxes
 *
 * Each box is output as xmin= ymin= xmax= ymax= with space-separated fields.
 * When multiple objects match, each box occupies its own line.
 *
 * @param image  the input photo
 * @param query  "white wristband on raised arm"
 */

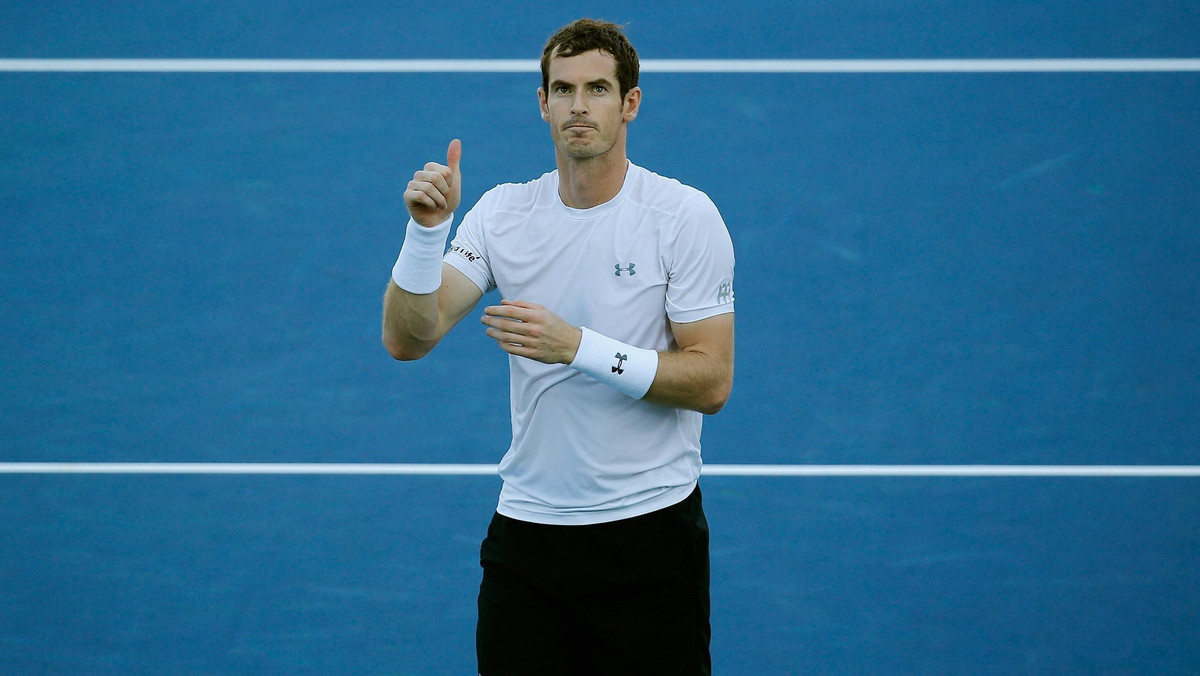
xmin=391 ymin=215 xmax=453 ymax=294
xmin=569 ymin=327 xmax=659 ymax=399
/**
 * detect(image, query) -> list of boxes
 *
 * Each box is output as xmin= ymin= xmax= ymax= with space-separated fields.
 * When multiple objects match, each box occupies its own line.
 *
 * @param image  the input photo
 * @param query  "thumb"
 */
xmin=447 ymin=138 xmax=462 ymax=178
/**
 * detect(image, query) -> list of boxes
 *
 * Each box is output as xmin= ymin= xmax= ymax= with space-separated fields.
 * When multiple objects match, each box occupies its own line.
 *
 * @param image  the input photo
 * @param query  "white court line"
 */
xmin=705 ymin=464 xmax=1200 ymax=477
xmin=1 ymin=58 xmax=1199 ymax=73
xmin=0 ymin=463 xmax=1198 ymax=477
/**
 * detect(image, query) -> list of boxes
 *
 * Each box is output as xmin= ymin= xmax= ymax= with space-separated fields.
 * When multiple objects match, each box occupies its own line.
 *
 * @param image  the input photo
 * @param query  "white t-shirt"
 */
xmin=445 ymin=162 xmax=735 ymax=525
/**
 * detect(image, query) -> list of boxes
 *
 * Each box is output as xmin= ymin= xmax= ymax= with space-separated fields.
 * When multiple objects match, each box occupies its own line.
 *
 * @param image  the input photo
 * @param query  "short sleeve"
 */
xmin=444 ymin=201 xmax=495 ymax=295
xmin=664 ymin=192 xmax=736 ymax=323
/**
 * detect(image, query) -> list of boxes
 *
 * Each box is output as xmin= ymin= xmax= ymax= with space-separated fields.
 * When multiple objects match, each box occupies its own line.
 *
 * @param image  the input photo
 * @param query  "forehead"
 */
xmin=546 ymin=48 xmax=619 ymax=83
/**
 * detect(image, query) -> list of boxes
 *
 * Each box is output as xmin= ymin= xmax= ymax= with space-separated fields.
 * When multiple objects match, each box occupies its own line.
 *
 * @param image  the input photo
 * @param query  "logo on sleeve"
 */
xmin=612 ymin=352 xmax=627 ymax=374
xmin=717 ymin=281 xmax=733 ymax=304
xmin=450 ymin=245 xmax=481 ymax=262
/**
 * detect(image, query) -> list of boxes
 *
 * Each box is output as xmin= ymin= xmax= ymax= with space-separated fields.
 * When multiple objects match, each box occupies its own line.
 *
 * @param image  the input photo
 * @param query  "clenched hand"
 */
xmin=404 ymin=139 xmax=462 ymax=228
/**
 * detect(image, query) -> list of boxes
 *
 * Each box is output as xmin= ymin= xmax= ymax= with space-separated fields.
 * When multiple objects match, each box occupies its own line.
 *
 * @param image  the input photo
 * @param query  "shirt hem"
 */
xmin=495 ymin=481 xmax=698 ymax=526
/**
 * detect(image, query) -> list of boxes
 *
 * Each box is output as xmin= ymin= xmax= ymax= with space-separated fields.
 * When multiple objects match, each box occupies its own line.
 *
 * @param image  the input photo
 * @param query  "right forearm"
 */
xmin=383 ymin=211 xmax=454 ymax=360
xmin=382 ymin=281 xmax=441 ymax=360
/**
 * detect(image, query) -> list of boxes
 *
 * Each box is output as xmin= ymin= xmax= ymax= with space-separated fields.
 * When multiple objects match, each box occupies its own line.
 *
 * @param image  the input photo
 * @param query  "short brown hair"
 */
xmin=540 ymin=19 xmax=640 ymax=98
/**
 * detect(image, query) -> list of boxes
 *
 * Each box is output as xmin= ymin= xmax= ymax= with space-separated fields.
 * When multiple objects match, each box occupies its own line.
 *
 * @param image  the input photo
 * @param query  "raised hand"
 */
xmin=403 ymin=139 xmax=462 ymax=227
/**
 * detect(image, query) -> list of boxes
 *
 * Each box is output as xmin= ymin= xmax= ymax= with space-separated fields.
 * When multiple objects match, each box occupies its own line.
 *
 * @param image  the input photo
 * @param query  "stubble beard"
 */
xmin=556 ymin=125 xmax=621 ymax=161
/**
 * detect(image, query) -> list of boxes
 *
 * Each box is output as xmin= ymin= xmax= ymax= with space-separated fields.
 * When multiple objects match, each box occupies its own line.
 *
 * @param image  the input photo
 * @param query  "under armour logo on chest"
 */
xmin=614 ymin=263 xmax=636 ymax=276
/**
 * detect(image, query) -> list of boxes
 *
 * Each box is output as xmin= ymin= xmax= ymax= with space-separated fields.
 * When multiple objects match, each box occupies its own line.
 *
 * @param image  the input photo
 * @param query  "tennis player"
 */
xmin=382 ymin=18 xmax=735 ymax=675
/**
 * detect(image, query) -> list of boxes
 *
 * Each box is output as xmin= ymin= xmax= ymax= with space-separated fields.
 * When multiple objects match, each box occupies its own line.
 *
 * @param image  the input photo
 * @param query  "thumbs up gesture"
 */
xmin=404 ymin=139 xmax=462 ymax=227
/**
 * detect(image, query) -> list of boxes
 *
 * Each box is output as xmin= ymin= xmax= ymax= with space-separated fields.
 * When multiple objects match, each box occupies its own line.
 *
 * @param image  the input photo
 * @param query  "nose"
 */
xmin=570 ymin=91 xmax=588 ymax=115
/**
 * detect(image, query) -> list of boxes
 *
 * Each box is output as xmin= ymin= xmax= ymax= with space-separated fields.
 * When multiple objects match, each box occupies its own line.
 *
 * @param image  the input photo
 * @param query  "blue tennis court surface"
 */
xmin=3 ymin=2 xmax=1199 ymax=673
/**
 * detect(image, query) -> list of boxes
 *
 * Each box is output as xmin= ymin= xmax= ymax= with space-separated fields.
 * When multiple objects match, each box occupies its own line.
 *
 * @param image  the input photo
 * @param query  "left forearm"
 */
xmin=643 ymin=347 xmax=733 ymax=415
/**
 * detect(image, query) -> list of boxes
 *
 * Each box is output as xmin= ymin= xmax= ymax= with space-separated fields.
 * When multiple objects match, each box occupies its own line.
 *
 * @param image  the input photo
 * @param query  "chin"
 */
xmin=559 ymin=139 xmax=612 ymax=160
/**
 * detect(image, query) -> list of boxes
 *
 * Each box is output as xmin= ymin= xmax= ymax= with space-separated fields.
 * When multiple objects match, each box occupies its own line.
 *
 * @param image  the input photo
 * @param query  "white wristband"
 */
xmin=391 ymin=215 xmax=453 ymax=294
xmin=570 ymin=327 xmax=659 ymax=399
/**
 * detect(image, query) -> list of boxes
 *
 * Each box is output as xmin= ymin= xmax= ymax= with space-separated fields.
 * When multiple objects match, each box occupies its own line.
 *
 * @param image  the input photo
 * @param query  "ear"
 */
xmin=538 ymin=88 xmax=550 ymax=121
xmin=623 ymin=86 xmax=642 ymax=123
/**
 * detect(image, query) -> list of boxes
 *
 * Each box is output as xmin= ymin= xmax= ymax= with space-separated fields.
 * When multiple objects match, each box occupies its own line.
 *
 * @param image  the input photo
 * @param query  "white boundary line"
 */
xmin=705 ymin=464 xmax=1200 ymax=477
xmin=1 ymin=58 xmax=1198 ymax=73
xmin=1 ymin=463 xmax=1198 ymax=477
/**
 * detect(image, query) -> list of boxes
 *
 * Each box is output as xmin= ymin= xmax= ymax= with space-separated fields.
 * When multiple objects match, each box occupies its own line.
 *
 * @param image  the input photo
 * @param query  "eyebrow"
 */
xmin=550 ymin=77 xmax=617 ymax=90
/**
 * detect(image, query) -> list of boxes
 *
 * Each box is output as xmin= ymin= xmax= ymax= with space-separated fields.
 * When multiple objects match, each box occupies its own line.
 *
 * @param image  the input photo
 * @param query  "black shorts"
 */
xmin=476 ymin=486 xmax=711 ymax=676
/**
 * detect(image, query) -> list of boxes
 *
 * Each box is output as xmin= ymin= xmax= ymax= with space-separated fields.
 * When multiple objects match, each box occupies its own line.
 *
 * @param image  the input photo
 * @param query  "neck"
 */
xmin=556 ymin=142 xmax=629 ymax=209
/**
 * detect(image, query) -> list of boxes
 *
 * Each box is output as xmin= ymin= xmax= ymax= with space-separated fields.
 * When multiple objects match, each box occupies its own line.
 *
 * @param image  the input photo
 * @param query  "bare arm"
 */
xmin=644 ymin=313 xmax=734 ymax=414
xmin=382 ymin=139 xmax=482 ymax=360
xmin=382 ymin=265 xmax=482 ymax=360
xmin=480 ymin=300 xmax=734 ymax=414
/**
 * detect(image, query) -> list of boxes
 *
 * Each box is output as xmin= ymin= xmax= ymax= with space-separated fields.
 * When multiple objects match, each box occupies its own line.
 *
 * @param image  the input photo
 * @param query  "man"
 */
xmin=382 ymin=18 xmax=734 ymax=675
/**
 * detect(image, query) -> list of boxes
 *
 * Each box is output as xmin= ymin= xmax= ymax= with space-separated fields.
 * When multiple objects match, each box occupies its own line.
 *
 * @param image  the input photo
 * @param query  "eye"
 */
xmin=555 ymin=85 xmax=571 ymax=95
xmin=591 ymin=85 xmax=608 ymax=94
